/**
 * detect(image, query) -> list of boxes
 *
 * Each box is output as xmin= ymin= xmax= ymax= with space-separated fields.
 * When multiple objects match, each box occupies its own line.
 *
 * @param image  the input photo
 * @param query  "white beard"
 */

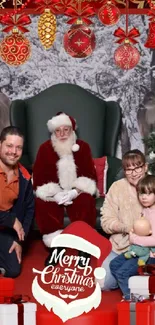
xmin=32 ymin=276 xmax=102 ymax=322
xmin=51 ymin=132 xmax=77 ymax=157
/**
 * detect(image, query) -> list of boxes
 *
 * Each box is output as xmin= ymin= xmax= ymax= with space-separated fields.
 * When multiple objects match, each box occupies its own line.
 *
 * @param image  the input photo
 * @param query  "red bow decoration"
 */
xmin=147 ymin=9 xmax=155 ymax=21
xmin=65 ymin=5 xmax=95 ymax=25
xmin=1 ymin=295 xmax=30 ymax=325
xmin=114 ymin=27 xmax=140 ymax=44
xmin=34 ymin=0 xmax=67 ymax=14
xmin=0 ymin=14 xmax=31 ymax=33
xmin=3 ymin=294 xmax=30 ymax=304
xmin=138 ymin=264 xmax=155 ymax=276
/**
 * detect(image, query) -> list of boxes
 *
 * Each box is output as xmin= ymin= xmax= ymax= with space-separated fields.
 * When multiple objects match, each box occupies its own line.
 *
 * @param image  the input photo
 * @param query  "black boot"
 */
xmin=44 ymin=247 xmax=65 ymax=267
xmin=78 ymin=251 xmax=91 ymax=268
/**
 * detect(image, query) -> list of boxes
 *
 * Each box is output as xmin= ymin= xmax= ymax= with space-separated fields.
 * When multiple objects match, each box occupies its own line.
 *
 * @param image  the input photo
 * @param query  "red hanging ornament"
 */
xmin=63 ymin=22 xmax=96 ymax=58
xmin=113 ymin=0 xmax=140 ymax=70
xmin=98 ymin=0 xmax=121 ymax=26
xmin=0 ymin=9 xmax=31 ymax=66
xmin=145 ymin=21 xmax=155 ymax=48
xmin=144 ymin=10 xmax=155 ymax=48
xmin=114 ymin=41 xmax=140 ymax=70
xmin=114 ymin=28 xmax=140 ymax=69
xmin=0 ymin=29 xmax=31 ymax=66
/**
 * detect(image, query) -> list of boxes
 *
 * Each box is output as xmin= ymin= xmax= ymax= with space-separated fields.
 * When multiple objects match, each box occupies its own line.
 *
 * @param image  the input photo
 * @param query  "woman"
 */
xmin=100 ymin=149 xmax=148 ymax=290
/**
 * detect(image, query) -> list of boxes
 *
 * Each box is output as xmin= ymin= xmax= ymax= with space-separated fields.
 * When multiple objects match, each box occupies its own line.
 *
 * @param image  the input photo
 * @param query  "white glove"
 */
xmin=63 ymin=201 xmax=73 ymax=206
xmin=59 ymin=189 xmax=78 ymax=205
xmin=53 ymin=191 xmax=67 ymax=204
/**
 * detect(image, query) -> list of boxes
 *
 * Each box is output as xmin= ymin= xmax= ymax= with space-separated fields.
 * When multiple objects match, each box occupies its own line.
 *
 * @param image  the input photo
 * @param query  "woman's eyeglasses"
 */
xmin=125 ymin=164 xmax=145 ymax=175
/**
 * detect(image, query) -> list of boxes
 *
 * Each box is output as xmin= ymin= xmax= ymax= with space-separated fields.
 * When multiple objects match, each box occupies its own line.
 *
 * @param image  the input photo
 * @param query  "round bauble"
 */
xmin=64 ymin=24 xmax=96 ymax=58
xmin=0 ymin=30 xmax=31 ymax=66
xmin=114 ymin=43 xmax=140 ymax=69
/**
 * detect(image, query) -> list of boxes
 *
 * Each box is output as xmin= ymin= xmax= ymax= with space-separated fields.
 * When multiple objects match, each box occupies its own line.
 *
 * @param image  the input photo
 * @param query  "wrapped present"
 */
xmin=129 ymin=275 xmax=150 ymax=298
xmin=117 ymin=300 xmax=155 ymax=325
xmin=0 ymin=278 xmax=15 ymax=303
xmin=137 ymin=265 xmax=155 ymax=296
xmin=129 ymin=274 xmax=155 ymax=299
xmin=0 ymin=298 xmax=37 ymax=325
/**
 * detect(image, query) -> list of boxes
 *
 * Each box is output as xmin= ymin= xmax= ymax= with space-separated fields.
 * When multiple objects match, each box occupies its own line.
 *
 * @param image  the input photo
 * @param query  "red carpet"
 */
xmin=14 ymin=240 xmax=122 ymax=325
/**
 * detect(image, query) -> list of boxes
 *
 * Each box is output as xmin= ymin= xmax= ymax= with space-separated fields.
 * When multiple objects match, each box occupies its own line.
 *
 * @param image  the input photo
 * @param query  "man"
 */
xmin=33 ymin=112 xmax=97 ymax=258
xmin=0 ymin=126 xmax=34 ymax=277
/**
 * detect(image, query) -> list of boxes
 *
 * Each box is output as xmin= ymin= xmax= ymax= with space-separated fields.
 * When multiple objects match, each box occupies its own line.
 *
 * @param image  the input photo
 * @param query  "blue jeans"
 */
xmin=110 ymin=253 xmax=155 ymax=298
xmin=0 ymin=230 xmax=21 ymax=278
xmin=101 ymin=251 xmax=119 ymax=290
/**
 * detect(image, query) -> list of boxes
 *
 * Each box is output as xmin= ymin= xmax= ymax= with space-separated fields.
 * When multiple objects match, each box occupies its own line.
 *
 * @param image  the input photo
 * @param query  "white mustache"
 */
xmin=58 ymin=291 xmax=79 ymax=300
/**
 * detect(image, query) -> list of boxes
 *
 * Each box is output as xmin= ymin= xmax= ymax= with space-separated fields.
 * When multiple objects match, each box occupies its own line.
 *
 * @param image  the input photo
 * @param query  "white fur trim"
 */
xmin=35 ymin=182 xmax=61 ymax=201
xmin=47 ymin=114 xmax=72 ymax=133
xmin=96 ymin=188 xmax=100 ymax=198
xmin=51 ymin=234 xmax=100 ymax=258
xmin=73 ymin=177 xmax=97 ymax=196
xmin=72 ymin=143 xmax=80 ymax=152
xmin=94 ymin=267 xmax=106 ymax=287
xmin=103 ymin=157 xmax=108 ymax=195
xmin=43 ymin=230 xmax=63 ymax=247
xmin=57 ymin=155 xmax=77 ymax=190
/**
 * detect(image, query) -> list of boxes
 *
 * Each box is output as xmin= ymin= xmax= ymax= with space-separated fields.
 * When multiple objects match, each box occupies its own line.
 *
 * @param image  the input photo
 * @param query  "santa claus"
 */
xmin=33 ymin=112 xmax=98 ymax=263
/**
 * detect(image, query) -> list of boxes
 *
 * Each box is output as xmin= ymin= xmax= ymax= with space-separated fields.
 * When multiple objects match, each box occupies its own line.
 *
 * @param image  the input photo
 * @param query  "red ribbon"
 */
xmin=65 ymin=7 xmax=95 ymax=25
xmin=1 ymin=295 xmax=30 ymax=325
xmin=138 ymin=265 xmax=155 ymax=296
xmin=0 ymin=14 xmax=31 ymax=33
xmin=114 ymin=27 xmax=140 ymax=44
xmin=148 ymin=9 xmax=155 ymax=21
xmin=3 ymin=294 xmax=30 ymax=304
xmin=34 ymin=0 xmax=65 ymax=14
xmin=138 ymin=264 xmax=155 ymax=275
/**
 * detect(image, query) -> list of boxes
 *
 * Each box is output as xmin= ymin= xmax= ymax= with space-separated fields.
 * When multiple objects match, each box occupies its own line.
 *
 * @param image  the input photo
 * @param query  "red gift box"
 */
xmin=117 ymin=300 xmax=155 ymax=325
xmin=0 ymin=277 xmax=15 ymax=302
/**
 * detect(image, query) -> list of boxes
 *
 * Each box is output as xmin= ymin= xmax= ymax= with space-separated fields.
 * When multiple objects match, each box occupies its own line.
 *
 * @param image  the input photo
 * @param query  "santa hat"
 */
xmin=47 ymin=112 xmax=80 ymax=152
xmin=47 ymin=112 xmax=77 ymax=132
xmin=49 ymin=221 xmax=112 ymax=287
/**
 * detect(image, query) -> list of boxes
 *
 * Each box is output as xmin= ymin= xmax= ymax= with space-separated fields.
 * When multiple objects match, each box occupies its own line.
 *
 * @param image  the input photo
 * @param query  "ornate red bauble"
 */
xmin=114 ymin=42 xmax=140 ymax=70
xmin=145 ymin=22 xmax=155 ymax=48
xmin=0 ymin=30 xmax=31 ymax=66
xmin=98 ymin=2 xmax=121 ymax=26
xmin=63 ymin=24 xmax=96 ymax=58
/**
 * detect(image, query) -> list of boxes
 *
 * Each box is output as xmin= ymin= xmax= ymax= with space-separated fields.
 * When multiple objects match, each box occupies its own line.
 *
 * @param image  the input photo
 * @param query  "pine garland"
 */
xmin=143 ymin=132 xmax=155 ymax=174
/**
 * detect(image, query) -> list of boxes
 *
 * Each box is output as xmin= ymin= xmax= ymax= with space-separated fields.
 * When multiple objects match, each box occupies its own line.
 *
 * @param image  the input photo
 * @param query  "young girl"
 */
xmin=110 ymin=174 xmax=155 ymax=300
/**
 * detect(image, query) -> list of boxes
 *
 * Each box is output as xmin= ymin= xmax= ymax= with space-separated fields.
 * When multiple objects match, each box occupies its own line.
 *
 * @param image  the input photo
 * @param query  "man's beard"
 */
xmin=0 ymin=154 xmax=19 ymax=168
xmin=51 ymin=132 xmax=77 ymax=157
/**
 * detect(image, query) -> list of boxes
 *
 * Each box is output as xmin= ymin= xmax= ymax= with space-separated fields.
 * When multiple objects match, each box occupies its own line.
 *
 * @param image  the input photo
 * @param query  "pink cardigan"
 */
xmin=130 ymin=206 xmax=155 ymax=256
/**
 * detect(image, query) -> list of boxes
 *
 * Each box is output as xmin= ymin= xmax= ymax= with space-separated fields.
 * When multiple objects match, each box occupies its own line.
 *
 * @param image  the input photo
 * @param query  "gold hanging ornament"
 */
xmin=38 ymin=8 xmax=56 ymax=49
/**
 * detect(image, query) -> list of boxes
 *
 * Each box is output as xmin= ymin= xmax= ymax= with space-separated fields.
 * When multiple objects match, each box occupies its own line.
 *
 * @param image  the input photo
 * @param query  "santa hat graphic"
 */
xmin=50 ymin=221 xmax=112 ymax=287
xmin=47 ymin=112 xmax=80 ymax=152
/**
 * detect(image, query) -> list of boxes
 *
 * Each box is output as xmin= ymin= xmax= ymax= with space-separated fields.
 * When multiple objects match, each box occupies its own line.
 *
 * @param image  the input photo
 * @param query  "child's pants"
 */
xmin=110 ymin=253 xmax=155 ymax=299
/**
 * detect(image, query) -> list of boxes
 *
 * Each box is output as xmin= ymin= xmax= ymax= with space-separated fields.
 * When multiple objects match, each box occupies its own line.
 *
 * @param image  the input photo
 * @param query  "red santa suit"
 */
xmin=33 ymin=113 xmax=97 ymax=237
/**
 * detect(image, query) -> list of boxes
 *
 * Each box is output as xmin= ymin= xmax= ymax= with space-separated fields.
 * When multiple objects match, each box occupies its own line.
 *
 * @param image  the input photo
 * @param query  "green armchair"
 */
xmin=10 ymin=83 xmax=122 ymax=230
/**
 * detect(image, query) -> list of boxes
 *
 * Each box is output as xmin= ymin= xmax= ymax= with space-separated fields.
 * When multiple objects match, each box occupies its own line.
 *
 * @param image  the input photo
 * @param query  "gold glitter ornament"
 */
xmin=38 ymin=8 xmax=56 ymax=49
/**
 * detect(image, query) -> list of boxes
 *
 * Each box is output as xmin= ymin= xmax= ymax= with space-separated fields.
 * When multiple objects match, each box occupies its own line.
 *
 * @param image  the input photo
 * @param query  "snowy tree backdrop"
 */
xmin=0 ymin=13 xmax=155 ymax=158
